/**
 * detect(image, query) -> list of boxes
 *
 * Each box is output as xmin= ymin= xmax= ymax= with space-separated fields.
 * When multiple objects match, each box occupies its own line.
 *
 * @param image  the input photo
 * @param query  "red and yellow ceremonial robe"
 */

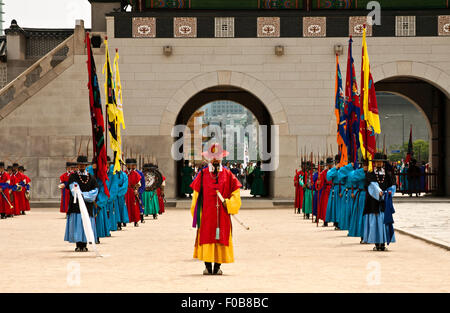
xmin=190 ymin=166 xmax=242 ymax=264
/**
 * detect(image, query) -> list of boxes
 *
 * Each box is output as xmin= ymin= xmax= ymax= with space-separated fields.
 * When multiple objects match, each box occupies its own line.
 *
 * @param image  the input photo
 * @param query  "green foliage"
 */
xmin=387 ymin=139 xmax=429 ymax=163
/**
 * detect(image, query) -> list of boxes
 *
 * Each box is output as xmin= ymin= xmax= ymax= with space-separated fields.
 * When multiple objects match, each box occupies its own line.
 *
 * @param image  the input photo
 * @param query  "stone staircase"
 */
xmin=0 ymin=21 xmax=86 ymax=120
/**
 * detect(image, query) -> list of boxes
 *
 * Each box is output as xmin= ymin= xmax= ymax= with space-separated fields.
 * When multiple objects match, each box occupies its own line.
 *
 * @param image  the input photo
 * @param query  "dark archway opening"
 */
xmin=375 ymin=77 xmax=448 ymax=195
xmin=174 ymin=86 xmax=274 ymax=199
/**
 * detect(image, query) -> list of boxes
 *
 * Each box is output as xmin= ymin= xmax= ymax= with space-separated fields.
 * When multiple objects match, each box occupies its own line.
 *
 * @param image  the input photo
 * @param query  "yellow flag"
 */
xmin=102 ymin=38 xmax=122 ymax=174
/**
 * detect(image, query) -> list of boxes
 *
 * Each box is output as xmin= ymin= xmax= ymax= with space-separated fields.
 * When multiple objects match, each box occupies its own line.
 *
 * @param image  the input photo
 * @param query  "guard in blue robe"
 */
xmin=336 ymin=163 xmax=353 ymax=231
xmin=400 ymin=164 xmax=408 ymax=194
xmin=116 ymin=169 xmax=129 ymax=229
xmin=136 ymin=168 xmax=146 ymax=224
xmin=325 ymin=155 xmax=341 ymax=229
xmin=64 ymin=156 xmax=99 ymax=252
xmin=88 ymin=164 xmax=110 ymax=241
xmin=348 ymin=164 xmax=367 ymax=240
xmin=105 ymin=162 xmax=121 ymax=232
xmin=363 ymin=153 xmax=396 ymax=251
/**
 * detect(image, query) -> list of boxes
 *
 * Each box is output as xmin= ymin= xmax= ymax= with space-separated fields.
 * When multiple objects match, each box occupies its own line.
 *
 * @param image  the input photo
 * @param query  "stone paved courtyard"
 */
xmin=394 ymin=201 xmax=450 ymax=246
xmin=0 ymin=203 xmax=449 ymax=293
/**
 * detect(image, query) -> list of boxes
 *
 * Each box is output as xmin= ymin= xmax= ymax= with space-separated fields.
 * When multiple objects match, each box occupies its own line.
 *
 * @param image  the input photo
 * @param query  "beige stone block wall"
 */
xmin=1 ymin=26 xmax=450 ymax=199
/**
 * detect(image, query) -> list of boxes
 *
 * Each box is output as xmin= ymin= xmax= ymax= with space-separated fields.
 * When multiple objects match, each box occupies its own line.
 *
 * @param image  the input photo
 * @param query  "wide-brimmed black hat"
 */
xmin=143 ymin=163 xmax=155 ymax=169
xmin=7 ymin=166 xmax=12 ymax=170
xmin=0 ymin=162 xmax=4 ymax=167
xmin=334 ymin=154 xmax=340 ymax=163
xmin=18 ymin=166 xmax=26 ymax=171
xmin=65 ymin=162 xmax=72 ymax=167
xmin=371 ymin=153 xmax=387 ymax=162
xmin=12 ymin=163 xmax=19 ymax=167
xmin=76 ymin=155 xmax=90 ymax=164
xmin=320 ymin=160 xmax=325 ymax=166
xmin=326 ymin=157 xmax=334 ymax=165
xmin=125 ymin=158 xmax=137 ymax=165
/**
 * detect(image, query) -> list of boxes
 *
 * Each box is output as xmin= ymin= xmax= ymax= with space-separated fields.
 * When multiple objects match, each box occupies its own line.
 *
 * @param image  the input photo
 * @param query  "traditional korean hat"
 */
xmin=125 ymin=158 xmax=137 ymax=165
xmin=201 ymin=143 xmax=229 ymax=160
xmin=76 ymin=155 xmax=90 ymax=165
xmin=143 ymin=163 xmax=155 ymax=169
xmin=65 ymin=162 xmax=72 ymax=167
xmin=12 ymin=163 xmax=19 ymax=167
xmin=371 ymin=152 xmax=387 ymax=162
xmin=0 ymin=162 xmax=4 ymax=167
xmin=326 ymin=157 xmax=334 ymax=165
xmin=334 ymin=154 xmax=340 ymax=164
xmin=18 ymin=166 xmax=26 ymax=172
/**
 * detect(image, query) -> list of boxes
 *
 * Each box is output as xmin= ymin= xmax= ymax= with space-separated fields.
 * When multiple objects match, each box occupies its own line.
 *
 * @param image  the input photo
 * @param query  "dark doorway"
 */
xmin=174 ymin=86 xmax=274 ymax=198
xmin=375 ymin=77 xmax=448 ymax=195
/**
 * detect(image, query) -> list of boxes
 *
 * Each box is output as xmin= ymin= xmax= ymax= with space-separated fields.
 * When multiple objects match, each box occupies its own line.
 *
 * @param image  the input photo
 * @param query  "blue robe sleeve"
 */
xmin=82 ymin=188 xmax=99 ymax=203
xmin=326 ymin=167 xmax=337 ymax=181
xmin=337 ymin=163 xmax=353 ymax=181
xmin=118 ymin=172 xmax=129 ymax=197
xmin=368 ymin=182 xmax=383 ymax=201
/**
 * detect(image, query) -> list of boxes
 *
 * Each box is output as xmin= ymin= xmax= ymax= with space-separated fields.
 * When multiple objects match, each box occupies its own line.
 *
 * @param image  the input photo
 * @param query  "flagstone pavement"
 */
xmin=393 ymin=201 xmax=450 ymax=247
xmin=0 ymin=204 xmax=448 ymax=293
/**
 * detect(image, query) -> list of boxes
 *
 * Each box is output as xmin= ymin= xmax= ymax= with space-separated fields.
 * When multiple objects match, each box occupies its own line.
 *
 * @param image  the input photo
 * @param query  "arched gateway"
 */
xmin=163 ymin=71 xmax=289 ymax=199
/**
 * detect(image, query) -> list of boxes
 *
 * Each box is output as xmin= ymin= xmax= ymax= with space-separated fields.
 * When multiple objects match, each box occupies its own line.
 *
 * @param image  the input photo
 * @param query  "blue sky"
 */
xmin=4 ymin=0 xmax=92 ymax=29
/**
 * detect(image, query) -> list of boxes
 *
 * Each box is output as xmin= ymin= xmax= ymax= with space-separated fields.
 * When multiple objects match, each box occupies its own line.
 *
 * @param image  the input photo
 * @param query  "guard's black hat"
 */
xmin=18 ymin=166 xmax=26 ymax=171
xmin=326 ymin=157 xmax=334 ymax=165
xmin=0 ymin=162 xmax=4 ymax=167
xmin=372 ymin=152 xmax=387 ymax=162
xmin=76 ymin=155 xmax=90 ymax=164
xmin=334 ymin=154 xmax=340 ymax=163
xmin=7 ymin=166 xmax=12 ymax=170
xmin=320 ymin=160 xmax=325 ymax=166
xmin=126 ymin=158 xmax=137 ymax=165
xmin=66 ymin=162 xmax=72 ymax=167
xmin=13 ymin=163 xmax=19 ymax=167
xmin=143 ymin=163 xmax=155 ymax=170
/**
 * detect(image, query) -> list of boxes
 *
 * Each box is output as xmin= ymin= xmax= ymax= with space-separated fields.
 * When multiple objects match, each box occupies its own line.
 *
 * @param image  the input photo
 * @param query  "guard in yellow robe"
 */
xmin=190 ymin=143 xmax=242 ymax=275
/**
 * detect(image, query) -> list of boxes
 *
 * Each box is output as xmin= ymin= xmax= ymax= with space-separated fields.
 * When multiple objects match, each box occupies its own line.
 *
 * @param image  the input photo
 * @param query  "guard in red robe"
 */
xmin=18 ymin=166 xmax=31 ymax=213
xmin=157 ymin=172 xmax=166 ymax=215
xmin=190 ymin=143 xmax=242 ymax=275
xmin=10 ymin=163 xmax=25 ymax=216
xmin=294 ymin=163 xmax=305 ymax=214
xmin=0 ymin=162 xmax=13 ymax=219
xmin=317 ymin=157 xmax=334 ymax=226
xmin=59 ymin=162 xmax=74 ymax=214
xmin=125 ymin=158 xmax=142 ymax=227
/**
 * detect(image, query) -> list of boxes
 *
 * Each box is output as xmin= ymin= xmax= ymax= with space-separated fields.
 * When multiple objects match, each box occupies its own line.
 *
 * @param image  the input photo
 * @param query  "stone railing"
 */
xmin=0 ymin=34 xmax=75 ymax=120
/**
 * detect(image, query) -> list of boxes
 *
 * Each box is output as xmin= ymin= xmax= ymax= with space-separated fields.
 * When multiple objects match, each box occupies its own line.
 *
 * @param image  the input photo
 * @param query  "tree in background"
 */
xmin=387 ymin=140 xmax=429 ymax=163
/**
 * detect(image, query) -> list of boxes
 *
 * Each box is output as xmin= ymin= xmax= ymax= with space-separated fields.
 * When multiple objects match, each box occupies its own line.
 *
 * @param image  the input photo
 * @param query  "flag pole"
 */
xmin=105 ymin=36 xmax=109 ymax=163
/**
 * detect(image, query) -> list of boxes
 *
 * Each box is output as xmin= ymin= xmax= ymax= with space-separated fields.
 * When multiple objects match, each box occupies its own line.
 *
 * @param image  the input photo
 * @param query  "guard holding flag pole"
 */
xmin=190 ymin=143 xmax=242 ymax=275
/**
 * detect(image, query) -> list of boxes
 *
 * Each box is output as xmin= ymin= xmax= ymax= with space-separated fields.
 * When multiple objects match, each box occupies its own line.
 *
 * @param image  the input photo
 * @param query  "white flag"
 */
xmin=73 ymin=185 xmax=101 ymax=257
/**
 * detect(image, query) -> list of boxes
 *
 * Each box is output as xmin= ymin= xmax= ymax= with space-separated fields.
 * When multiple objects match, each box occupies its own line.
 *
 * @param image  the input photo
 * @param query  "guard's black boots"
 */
xmin=134 ymin=222 xmax=139 ymax=227
xmin=213 ymin=263 xmax=222 ymax=275
xmin=140 ymin=214 xmax=145 ymax=223
xmin=203 ymin=262 xmax=213 ymax=275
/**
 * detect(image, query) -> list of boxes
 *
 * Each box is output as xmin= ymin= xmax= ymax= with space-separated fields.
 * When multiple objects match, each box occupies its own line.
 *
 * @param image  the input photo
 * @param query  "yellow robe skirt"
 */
xmin=190 ymin=189 xmax=241 ymax=264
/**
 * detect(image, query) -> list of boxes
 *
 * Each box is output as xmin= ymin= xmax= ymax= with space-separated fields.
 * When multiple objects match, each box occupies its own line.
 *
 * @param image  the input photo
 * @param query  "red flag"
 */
xmin=86 ymin=33 xmax=110 ymax=198
xmin=405 ymin=125 xmax=413 ymax=164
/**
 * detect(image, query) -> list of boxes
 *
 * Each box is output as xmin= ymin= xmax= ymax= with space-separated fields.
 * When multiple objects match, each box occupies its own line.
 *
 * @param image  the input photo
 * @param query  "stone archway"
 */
xmin=372 ymin=61 xmax=450 ymax=98
xmin=372 ymin=62 xmax=450 ymax=195
xmin=160 ymin=71 xmax=291 ymax=199
xmin=159 ymin=71 xmax=289 ymax=136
